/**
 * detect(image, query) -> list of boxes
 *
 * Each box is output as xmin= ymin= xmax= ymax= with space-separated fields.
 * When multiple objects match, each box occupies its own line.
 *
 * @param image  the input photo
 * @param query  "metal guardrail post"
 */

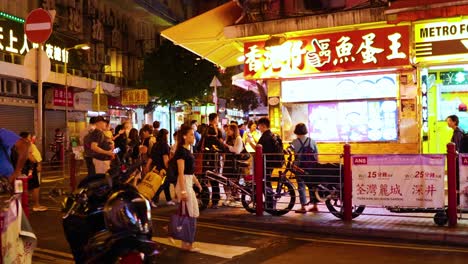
xmin=447 ymin=142 xmax=458 ymax=227
xmin=70 ymin=153 xmax=76 ymax=192
xmin=254 ymin=144 xmax=264 ymax=216
xmin=343 ymin=144 xmax=352 ymax=222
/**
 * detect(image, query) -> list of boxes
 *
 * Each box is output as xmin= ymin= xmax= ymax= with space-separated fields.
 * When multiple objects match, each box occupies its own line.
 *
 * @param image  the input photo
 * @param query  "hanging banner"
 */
xmin=459 ymin=154 xmax=468 ymax=209
xmin=352 ymin=155 xmax=445 ymax=208
xmin=122 ymin=89 xmax=149 ymax=106
xmin=244 ymin=25 xmax=410 ymax=79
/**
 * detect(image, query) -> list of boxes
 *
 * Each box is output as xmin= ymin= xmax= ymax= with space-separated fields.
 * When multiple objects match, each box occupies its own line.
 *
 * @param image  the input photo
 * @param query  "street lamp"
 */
xmin=64 ymin=43 xmax=90 ymax=152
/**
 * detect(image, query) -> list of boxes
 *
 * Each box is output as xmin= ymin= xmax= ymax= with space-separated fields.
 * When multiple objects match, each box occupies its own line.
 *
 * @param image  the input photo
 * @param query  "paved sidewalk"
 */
xmin=195 ymin=204 xmax=468 ymax=247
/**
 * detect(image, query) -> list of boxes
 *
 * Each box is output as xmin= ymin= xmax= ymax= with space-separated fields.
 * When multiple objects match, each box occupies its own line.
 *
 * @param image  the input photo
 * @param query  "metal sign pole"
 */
xmin=37 ymin=44 xmax=44 ymax=154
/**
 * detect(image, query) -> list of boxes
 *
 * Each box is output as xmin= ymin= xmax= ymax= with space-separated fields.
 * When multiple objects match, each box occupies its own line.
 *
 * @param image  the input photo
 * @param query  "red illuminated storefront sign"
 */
xmin=53 ymin=88 xmax=73 ymax=107
xmin=244 ymin=26 xmax=410 ymax=79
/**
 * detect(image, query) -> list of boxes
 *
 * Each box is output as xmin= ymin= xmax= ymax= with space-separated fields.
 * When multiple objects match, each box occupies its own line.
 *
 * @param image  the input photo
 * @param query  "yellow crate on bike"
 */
xmin=137 ymin=168 xmax=165 ymax=200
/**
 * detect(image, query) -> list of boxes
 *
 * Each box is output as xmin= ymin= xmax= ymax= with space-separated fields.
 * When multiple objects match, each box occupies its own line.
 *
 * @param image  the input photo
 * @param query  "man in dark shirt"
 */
xmin=257 ymin=117 xmax=276 ymax=187
xmin=257 ymin=117 xmax=278 ymax=209
xmin=447 ymin=114 xmax=464 ymax=204
xmin=447 ymin=115 xmax=464 ymax=152
xmin=85 ymin=116 xmax=114 ymax=175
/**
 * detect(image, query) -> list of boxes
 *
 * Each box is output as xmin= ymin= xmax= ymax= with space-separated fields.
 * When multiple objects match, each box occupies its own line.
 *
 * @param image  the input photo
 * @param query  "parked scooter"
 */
xmin=62 ymin=161 xmax=159 ymax=263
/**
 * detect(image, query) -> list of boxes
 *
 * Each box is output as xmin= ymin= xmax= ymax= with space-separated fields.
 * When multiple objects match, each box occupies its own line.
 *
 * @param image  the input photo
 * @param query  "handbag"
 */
xmin=236 ymin=142 xmax=251 ymax=161
xmin=168 ymin=202 xmax=196 ymax=243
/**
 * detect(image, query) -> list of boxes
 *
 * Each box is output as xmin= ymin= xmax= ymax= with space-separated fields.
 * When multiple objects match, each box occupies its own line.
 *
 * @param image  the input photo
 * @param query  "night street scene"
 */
xmin=1 ymin=0 xmax=468 ymax=263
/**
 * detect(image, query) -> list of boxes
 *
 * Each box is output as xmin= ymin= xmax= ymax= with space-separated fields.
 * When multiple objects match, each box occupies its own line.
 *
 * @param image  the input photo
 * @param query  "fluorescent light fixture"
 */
xmin=72 ymin=44 xmax=91 ymax=50
xmin=428 ymin=64 xmax=468 ymax=70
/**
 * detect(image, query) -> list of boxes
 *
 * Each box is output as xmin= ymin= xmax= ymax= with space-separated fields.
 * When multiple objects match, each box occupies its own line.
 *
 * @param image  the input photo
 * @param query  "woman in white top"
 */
xmin=242 ymin=120 xmax=261 ymax=153
xmin=222 ymin=124 xmax=243 ymax=205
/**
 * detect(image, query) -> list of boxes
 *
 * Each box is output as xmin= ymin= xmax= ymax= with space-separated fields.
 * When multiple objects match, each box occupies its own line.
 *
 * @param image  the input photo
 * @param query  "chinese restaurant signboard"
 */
xmin=244 ymin=26 xmax=410 ymax=79
xmin=122 ymin=89 xmax=148 ymax=106
xmin=352 ymin=155 xmax=445 ymax=208
xmin=0 ymin=12 xmax=69 ymax=63
xmin=414 ymin=19 xmax=468 ymax=62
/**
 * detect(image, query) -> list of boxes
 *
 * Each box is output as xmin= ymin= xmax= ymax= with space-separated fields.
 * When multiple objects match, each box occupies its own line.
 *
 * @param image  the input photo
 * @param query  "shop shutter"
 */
xmin=44 ymin=110 xmax=66 ymax=152
xmin=0 ymin=105 xmax=35 ymax=135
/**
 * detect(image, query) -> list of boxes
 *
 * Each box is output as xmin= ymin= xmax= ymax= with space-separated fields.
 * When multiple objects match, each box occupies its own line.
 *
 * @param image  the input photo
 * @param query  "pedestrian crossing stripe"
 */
xmin=152 ymin=236 xmax=256 ymax=259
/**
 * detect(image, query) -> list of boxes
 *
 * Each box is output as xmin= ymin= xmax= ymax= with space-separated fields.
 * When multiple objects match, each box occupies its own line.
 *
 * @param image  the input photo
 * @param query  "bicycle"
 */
xmin=283 ymin=144 xmax=366 ymax=219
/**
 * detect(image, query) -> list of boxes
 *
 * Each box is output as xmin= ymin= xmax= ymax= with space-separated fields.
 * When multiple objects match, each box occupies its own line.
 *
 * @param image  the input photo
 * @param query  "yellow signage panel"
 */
xmin=122 ymin=89 xmax=149 ymax=106
xmin=415 ymin=19 xmax=468 ymax=43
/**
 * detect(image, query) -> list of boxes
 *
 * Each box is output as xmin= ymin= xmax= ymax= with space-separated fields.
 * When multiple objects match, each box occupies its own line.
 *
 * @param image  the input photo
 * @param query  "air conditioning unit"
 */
xmin=19 ymin=82 xmax=32 ymax=97
xmin=5 ymin=79 xmax=17 ymax=95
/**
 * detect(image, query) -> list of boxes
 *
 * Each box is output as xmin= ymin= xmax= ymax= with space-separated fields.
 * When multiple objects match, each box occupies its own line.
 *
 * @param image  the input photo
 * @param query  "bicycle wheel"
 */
xmin=265 ymin=180 xmax=296 ymax=216
xmin=241 ymin=184 xmax=258 ymax=214
xmin=325 ymin=196 xmax=365 ymax=219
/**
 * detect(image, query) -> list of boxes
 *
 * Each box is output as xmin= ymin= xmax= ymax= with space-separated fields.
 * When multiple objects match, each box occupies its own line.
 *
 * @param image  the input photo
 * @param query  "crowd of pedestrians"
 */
xmin=78 ymin=113 xmax=263 ymax=208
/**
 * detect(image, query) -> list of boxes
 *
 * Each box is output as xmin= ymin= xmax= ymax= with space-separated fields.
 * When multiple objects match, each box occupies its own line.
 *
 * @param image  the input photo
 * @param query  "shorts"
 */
xmin=28 ymin=163 xmax=40 ymax=190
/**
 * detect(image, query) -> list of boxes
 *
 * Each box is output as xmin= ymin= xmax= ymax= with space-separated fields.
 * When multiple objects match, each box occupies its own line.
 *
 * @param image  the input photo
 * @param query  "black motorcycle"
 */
xmin=62 ymin=161 xmax=159 ymax=264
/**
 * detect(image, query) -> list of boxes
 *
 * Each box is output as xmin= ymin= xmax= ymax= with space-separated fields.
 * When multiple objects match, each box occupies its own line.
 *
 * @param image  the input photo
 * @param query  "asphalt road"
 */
xmin=29 ymin=202 xmax=468 ymax=264
xmin=29 ymin=163 xmax=468 ymax=263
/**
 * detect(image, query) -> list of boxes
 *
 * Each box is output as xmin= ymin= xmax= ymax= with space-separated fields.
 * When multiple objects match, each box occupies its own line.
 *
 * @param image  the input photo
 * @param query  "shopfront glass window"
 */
xmin=281 ymin=74 xmax=399 ymax=142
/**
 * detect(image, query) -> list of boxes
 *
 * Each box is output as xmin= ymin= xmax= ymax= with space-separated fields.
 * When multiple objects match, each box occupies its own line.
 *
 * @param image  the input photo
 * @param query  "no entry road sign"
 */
xmin=24 ymin=8 xmax=52 ymax=43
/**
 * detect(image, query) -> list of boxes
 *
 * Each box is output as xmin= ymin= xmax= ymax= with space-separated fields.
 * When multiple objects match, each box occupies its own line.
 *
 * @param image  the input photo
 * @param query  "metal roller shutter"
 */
xmin=44 ymin=110 xmax=66 ymax=154
xmin=0 ymin=105 xmax=35 ymax=135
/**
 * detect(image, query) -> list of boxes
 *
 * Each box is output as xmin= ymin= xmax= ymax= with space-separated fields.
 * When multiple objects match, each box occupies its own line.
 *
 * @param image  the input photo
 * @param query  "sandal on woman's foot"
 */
xmin=295 ymin=208 xmax=307 ymax=214
xmin=308 ymin=206 xmax=318 ymax=212
xmin=186 ymin=247 xmax=201 ymax=253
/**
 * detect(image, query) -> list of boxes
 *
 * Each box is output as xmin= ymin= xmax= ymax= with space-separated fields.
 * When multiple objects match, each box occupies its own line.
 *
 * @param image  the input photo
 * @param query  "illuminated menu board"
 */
xmin=308 ymin=100 xmax=398 ymax=142
xmin=282 ymin=74 xmax=398 ymax=103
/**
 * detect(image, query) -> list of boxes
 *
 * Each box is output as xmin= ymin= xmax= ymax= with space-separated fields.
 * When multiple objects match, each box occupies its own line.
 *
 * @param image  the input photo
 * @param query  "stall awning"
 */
xmin=161 ymin=2 xmax=262 ymax=68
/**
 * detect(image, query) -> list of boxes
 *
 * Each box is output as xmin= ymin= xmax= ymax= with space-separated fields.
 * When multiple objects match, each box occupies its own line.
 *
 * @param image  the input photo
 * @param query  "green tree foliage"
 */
xmin=143 ymin=40 xmax=218 ymax=104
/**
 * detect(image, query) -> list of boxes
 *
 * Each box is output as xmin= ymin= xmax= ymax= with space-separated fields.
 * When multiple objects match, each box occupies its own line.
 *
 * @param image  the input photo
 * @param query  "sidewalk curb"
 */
xmin=198 ymin=212 xmax=468 ymax=247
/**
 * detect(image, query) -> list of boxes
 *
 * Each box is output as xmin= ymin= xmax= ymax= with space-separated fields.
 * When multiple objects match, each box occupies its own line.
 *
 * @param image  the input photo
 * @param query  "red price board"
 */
xmin=352 ymin=155 xmax=445 ymax=208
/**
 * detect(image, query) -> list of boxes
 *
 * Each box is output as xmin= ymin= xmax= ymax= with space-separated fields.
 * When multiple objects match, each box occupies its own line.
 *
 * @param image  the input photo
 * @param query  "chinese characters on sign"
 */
xmin=459 ymin=154 xmax=468 ymax=209
xmin=244 ymin=26 xmax=410 ymax=79
xmin=121 ymin=89 xmax=149 ymax=106
xmin=352 ymin=155 xmax=445 ymax=208
xmin=0 ymin=16 xmax=68 ymax=63
xmin=53 ymin=88 xmax=74 ymax=107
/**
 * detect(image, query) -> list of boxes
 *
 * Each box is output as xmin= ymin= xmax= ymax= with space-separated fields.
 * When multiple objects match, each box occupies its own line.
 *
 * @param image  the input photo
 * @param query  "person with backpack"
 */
xmin=146 ymin=129 xmax=176 ymax=207
xmin=447 ymin=115 xmax=464 ymax=152
xmin=447 ymin=114 xmax=464 ymax=204
xmin=257 ymin=117 xmax=283 ymax=189
xmin=0 ymin=128 xmax=31 ymax=185
xmin=291 ymin=123 xmax=319 ymax=213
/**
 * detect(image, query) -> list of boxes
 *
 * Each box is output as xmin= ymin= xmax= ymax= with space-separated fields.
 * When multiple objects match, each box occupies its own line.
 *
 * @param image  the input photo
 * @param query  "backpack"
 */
xmin=297 ymin=137 xmax=317 ymax=169
xmin=459 ymin=132 xmax=468 ymax=153
xmin=270 ymin=133 xmax=285 ymax=168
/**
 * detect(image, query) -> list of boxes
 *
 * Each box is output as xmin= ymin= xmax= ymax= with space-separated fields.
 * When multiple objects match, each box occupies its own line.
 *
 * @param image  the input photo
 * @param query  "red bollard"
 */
xmin=70 ymin=153 xmax=76 ymax=192
xmin=343 ymin=144 xmax=352 ymax=222
xmin=254 ymin=144 xmax=264 ymax=216
xmin=447 ymin=143 xmax=458 ymax=227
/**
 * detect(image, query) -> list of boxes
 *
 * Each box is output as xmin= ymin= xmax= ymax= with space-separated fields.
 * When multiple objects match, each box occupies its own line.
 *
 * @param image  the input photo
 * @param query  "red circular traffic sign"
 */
xmin=24 ymin=8 xmax=52 ymax=43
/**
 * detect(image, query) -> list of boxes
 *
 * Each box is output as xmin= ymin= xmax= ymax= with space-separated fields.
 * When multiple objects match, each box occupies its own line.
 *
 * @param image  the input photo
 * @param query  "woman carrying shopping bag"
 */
xmin=169 ymin=124 xmax=202 ymax=252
